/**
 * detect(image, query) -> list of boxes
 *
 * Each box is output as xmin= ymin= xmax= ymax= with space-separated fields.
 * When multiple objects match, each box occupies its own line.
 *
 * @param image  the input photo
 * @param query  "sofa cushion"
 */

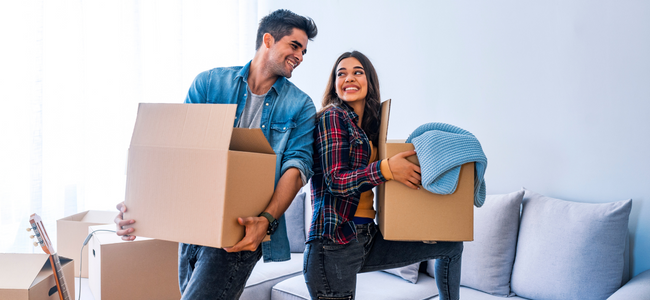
xmin=510 ymin=189 xmax=632 ymax=300
xmin=430 ymin=287 xmax=530 ymax=300
xmin=271 ymin=271 xmax=438 ymax=300
xmin=382 ymin=262 xmax=421 ymax=283
xmin=285 ymin=192 xmax=306 ymax=253
xmin=242 ymin=253 xmax=304 ymax=300
xmin=457 ymin=189 xmax=523 ymax=296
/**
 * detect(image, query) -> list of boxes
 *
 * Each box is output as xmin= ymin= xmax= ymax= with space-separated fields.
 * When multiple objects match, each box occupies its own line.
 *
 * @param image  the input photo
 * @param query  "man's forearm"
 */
xmin=263 ymin=167 xmax=303 ymax=219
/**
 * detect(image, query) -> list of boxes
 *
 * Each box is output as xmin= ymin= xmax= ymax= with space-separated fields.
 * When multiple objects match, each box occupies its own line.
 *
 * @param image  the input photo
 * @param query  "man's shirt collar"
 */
xmin=236 ymin=60 xmax=287 ymax=95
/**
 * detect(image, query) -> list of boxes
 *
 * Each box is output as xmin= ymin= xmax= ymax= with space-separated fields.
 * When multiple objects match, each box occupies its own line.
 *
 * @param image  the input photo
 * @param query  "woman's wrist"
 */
xmin=380 ymin=159 xmax=393 ymax=180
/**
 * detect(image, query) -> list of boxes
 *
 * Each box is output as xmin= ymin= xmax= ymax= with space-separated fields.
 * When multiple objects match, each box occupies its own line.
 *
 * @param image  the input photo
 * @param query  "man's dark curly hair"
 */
xmin=255 ymin=9 xmax=318 ymax=50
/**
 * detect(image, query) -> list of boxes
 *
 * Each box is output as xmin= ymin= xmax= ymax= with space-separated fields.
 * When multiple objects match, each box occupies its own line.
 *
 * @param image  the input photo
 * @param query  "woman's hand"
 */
xmin=388 ymin=150 xmax=421 ymax=189
xmin=115 ymin=202 xmax=136 ymax=241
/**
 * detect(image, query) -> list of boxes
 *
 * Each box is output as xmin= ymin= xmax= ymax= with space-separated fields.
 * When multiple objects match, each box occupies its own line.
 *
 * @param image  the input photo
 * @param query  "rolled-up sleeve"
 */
xmin=280 ymin=97 xmax=316 ymax=182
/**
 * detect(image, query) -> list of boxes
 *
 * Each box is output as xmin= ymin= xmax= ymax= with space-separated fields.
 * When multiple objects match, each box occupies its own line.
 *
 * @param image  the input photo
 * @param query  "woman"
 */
xmin=304 ymin=51 xmax=463 ymax=300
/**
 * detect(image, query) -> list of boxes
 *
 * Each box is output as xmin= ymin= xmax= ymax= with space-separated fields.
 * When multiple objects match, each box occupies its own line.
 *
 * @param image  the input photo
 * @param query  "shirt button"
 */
xmin=265 ymin=103 xmax=269 ymax=106
xmin=244 ymin=94 xmax=247 ymax=96
xmin=262 ymin=125 xmax=265 ymax=128
xmin=283 ymin=127 xmax=286 ymax=130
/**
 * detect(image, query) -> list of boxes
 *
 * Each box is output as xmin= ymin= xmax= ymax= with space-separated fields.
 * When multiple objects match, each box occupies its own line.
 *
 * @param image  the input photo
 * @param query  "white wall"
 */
xmin=267 ymin=0 xmax=650 ymax=276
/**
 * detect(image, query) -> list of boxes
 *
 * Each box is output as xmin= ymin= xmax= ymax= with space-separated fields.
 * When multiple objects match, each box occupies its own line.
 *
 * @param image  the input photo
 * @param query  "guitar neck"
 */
xmin=50 ymin=253 xmax=71 ymax=300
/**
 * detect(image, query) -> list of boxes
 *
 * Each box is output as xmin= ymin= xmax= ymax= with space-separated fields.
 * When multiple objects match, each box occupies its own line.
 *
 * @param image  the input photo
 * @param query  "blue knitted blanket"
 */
xmin=406 ymin=123 xmax=487 ymax=207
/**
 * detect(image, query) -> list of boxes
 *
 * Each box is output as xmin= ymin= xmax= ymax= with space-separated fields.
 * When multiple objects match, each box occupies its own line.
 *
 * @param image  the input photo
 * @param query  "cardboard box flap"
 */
xmin=80 ymin=210 xmax=119 ymax=222
xmin=230 ymin=128 xmax=275 ymax=154
xmin=32 ymin=256 xmax=72 ymax=287
xmin=378 ymin=99 xmax=392 ymax=159
xmin=0 ymin=253 xmax=49 ymax=289
xmin=58 ymin=212 xmax=84 ymax=221
xmin=130 ymin=103 xmax=237 ymax=150
xmin=60 ymin=210 xmax=116 ymax=222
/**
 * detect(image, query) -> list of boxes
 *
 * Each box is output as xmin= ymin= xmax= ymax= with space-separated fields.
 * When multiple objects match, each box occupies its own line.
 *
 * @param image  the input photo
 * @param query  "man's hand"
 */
xmin=115 ymin=202 xmax=137 ymax=241
xmin=224 ymin=216 xmax=269 ymax=252
xmin=388 ymin=150 xmax=421 ymax=189
xmin=224 ymin=167 xmax=302 ymax=253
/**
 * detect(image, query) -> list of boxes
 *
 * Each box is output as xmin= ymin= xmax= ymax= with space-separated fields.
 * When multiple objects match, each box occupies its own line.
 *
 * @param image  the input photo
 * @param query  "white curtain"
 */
xmin=0 ymin=0 xmax=267 ymax=253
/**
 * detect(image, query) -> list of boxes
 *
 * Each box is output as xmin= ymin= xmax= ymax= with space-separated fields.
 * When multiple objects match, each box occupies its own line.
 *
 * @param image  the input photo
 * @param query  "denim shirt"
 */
xmin=185 ymin=61 xmax=316 ymax=262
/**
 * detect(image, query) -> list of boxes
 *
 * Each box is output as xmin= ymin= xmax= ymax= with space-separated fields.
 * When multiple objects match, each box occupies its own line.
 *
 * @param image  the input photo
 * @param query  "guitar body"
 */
xmin=29 ymin=213 xmax=72 ymax=300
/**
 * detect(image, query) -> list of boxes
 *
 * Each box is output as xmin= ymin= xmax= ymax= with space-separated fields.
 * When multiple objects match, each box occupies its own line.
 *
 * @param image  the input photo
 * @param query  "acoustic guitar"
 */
xmin=28 ymin=213 xmax=72 ymax=300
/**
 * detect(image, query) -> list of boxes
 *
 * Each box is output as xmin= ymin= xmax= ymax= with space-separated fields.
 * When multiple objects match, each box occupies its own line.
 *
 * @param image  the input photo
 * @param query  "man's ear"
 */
xmin=263 ymin=33 xmax=274 ymax=49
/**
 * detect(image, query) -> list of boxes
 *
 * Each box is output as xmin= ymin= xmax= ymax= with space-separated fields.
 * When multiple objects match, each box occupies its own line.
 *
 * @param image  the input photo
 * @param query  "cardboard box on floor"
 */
xmin=376 ymin=99 xmax=474 ymax=241
xmin=57 ymin=210 xmax=117 ymax=278
xmin=0 ymin=253 xmax=74 ymax=300
xmin=123 ymin=103 xmax=275 ymax=248
xmin=87 ymin=224 xmax=180 ymax=300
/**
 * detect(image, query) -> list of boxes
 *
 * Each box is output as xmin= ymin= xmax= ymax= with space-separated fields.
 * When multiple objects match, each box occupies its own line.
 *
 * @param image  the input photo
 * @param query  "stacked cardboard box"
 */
xmin=57 ymin=210 xmax=117 ymax=277
xmin=87 ymin=224 xmax=180 ymax=300
xmin=0 ymin=253 xmax=74 ymax=300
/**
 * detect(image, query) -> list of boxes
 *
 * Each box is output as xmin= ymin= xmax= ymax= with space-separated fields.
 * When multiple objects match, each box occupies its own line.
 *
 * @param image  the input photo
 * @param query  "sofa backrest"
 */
xmin=284 ymin=188 xmax=307 ymax=253
xmin=284 ymin=184 xmax=315 ymax=253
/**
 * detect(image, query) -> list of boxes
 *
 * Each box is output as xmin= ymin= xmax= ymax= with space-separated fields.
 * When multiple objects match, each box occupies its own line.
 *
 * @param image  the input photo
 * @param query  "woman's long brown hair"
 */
xmin=319 ymin=51 xmax=381 ymax=145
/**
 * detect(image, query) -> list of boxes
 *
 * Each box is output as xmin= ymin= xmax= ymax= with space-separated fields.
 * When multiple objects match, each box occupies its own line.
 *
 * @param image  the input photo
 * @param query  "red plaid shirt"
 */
xmin=308 ymin=104 xmax=387 ymax=244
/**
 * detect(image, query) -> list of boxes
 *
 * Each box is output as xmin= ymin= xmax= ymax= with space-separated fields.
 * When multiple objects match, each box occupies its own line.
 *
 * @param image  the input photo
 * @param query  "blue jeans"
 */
xmin=178 ymin=243 xmax=262 ymax=299
xmin=303 ymin=223 xmax=462 ymax=300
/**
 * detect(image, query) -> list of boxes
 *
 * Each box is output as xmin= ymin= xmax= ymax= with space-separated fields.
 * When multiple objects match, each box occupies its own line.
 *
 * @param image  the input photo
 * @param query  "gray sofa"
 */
xmin=242 ymin=188 xmax=650 ymax=300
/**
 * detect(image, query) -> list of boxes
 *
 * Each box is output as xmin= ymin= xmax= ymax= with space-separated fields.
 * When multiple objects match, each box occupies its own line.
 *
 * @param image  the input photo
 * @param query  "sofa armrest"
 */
xmin=607 ymin=269 xmax=650 ymax=300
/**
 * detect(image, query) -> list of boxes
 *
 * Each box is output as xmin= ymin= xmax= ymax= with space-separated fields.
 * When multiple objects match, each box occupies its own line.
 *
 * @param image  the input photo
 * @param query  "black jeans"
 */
xmin=303 ymin=223 xmax=463 ymax=300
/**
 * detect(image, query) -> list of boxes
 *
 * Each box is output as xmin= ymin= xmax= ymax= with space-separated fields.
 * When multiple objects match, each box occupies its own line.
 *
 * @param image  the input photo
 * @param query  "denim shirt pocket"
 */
xmin=271 ymin=120 xmax=296 ymax=132
xmin=269 ymin=120 xmax=297 ymax=153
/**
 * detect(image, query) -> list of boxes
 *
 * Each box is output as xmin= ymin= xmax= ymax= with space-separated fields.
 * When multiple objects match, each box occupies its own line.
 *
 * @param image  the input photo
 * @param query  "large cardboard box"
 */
xmin=87 ymin=224 xmax=180 ymax=300
xmin=123 ymin=103 xmax=276 ymax=248
xmin=376 ymin=99 xmax=474 ymax=241
xmin=57 ymin=210 xmax=117 ymax=278
xmin=0 ymin=253 xmax=74 ymax=300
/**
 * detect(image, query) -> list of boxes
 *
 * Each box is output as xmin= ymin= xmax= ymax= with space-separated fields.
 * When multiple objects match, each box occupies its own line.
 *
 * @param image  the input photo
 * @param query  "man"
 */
xmin=114 ymin=9 xmax=317 ymax=299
